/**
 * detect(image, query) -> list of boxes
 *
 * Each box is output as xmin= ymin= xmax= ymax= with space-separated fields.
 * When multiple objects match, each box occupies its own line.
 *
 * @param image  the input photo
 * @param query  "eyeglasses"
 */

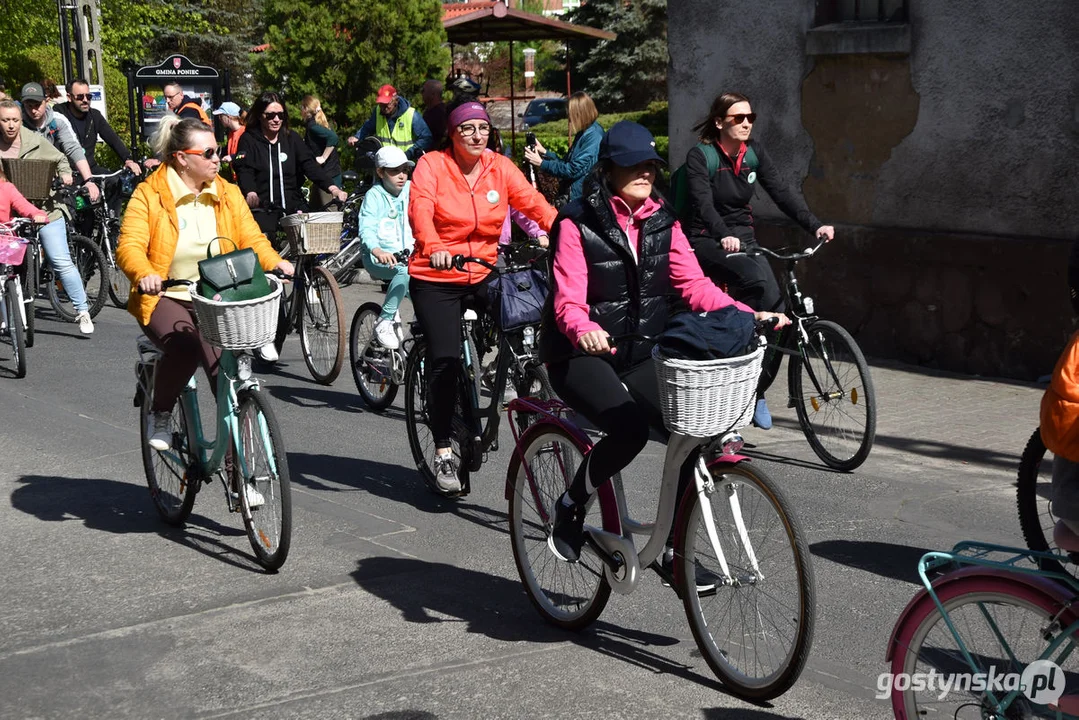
xmin=457 ymin=123 xmax=491 ymax=137
xmin=72 ymin=94 xmax=91 ymax=101
xmin=725 ymin=113 xmax=757 ymax=125
xmin=264 ymin=111 xmax=286 ymax=120
xmin=164 ymin=93 xmax=181 ymax=101
xmin=178 ymin=147 xmax=220 ymax=160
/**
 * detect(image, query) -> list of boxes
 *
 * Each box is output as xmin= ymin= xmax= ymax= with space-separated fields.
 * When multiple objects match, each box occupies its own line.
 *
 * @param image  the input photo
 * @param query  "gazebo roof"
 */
xmin=441 ymin=1 xmax=616 ymax=43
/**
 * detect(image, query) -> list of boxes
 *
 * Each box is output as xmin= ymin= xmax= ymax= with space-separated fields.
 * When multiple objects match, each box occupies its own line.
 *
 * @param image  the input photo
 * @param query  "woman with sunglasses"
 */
xmin=408 ymin=101 xmax=557 ymax=494
xmin=233 ymin=92 xmax=348 ymax=238
xmin=117 ymin=116 xmax=294 ymax=452
xmin=684 ymin=91 xmax=834 ymax=429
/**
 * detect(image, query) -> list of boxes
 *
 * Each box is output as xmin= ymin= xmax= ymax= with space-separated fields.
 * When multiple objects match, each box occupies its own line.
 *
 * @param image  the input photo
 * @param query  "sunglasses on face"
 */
xmin=72 ymin=94 xmax=91 ymax=101
xmin=457 ymin=123 xmax=491 ymax=138
xmin=178 ymin=147 xmax=220 ymax=160
xmin=264 ymin=111 xmax=286 ymax=120
xmin=725 ymin=113 xmax=757 ymax=125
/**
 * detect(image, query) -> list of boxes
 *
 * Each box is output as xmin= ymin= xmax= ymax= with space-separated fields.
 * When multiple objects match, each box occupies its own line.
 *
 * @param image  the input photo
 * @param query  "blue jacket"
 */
xmin=353 ymin=96 xmax=433 ymax=161
xmin=539 ymin=120 xmax=603 ymax=202
xmin=359 ymin=181 xmax=414 ymax=255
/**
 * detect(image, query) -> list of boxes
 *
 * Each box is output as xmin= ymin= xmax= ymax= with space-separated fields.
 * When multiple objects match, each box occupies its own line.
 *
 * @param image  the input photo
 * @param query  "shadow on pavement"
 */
xmin=351 ymin=556 xmax=738 ymax=697
xmin=362 ymin=713 xmax=437 ymax=720
xmin=810 ymin=539 xmax=933 ymax=585
xmin=702 ymin=709 xmax=805 ymax=719
xmin=264 ymin=382 xmax=367 ymax=413
xmin=10 ymin=474 xmax=266 ymax=573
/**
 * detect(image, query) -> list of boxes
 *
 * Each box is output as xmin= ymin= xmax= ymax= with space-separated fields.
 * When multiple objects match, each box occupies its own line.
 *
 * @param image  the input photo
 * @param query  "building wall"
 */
xmin=668 ymin=0 xmax=1079 ymax=378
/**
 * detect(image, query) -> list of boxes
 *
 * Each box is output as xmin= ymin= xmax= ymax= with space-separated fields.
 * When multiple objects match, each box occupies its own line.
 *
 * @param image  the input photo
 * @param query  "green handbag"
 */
xmin=196 ymin=237 xmax=272 ymax=302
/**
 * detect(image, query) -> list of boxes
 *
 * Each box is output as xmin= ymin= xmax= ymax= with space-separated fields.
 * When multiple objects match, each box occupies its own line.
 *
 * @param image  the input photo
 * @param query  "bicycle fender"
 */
xmin=884 ymin=565 xmax=1076 ymax=662
xmin=706 ymin=454 xmax=752 ymax=467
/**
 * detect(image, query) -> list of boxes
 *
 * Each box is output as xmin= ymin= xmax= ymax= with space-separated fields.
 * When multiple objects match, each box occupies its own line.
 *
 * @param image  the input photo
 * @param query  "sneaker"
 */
xmin=148 ymin=411 xmax=172 ymax=451
xmin=243 ymin=483 xmax=266 ymax=509
xmin=76 ymin=311 xmax=94 ymax=335
xmin=548 ymin=492 xmax=587 ymax=562
xmin=433 ymin=452 xmax=462 ymax=493
xmin=751 ymin=398 xmax=772 ymax=430
xmin=374 ymin=318 xmax=400 ymax=350
xmin=255 ymin=342 xmax=279 ymax=363
xmin=658 ymin=548 xmax=721 ymax=594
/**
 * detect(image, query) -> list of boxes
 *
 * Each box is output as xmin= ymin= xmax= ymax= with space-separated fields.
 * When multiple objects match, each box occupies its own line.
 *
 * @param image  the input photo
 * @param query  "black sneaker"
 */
xmin=548 ymin=492 xmax=587 ymax=562
xmin=658 ymin=549 xmax=720 ymax=594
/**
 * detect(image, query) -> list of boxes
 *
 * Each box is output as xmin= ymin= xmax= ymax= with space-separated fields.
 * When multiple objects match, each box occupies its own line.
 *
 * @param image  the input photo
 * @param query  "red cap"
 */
xmin=376 ymin=84 xmax=396 ymax=104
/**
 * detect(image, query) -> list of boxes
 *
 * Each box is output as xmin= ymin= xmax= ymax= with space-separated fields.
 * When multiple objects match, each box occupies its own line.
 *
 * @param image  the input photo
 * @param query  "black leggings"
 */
xmin=547 ymin=355 xmax=696 ymax=511
xmin=692 ymin=236 xmax=785 ymax=313
xmin=410 ymin=275 xmax=494 ymax=447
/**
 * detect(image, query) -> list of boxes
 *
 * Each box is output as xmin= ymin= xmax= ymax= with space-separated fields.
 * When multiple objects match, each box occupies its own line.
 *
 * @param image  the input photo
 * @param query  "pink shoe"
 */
xmin=1053 ymin=520 xmax=1079 ymax=553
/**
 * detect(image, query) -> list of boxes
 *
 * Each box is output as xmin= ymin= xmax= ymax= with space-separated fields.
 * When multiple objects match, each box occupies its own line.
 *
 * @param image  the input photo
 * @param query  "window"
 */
xmin=807 ymin=0 xmax=911 ymax=55
xmin=816 ymin=0 xmax=908 ymax=24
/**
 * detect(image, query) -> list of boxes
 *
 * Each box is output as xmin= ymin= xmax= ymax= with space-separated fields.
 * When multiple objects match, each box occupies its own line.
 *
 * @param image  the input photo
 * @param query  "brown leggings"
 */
xmin=141 ymin=296 xmax=220 ymax=412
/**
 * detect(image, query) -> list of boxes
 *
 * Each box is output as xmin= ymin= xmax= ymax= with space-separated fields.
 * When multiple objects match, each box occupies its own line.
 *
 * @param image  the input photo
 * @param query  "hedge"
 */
xmin=526 ymin=100 xmax=668 ymax=137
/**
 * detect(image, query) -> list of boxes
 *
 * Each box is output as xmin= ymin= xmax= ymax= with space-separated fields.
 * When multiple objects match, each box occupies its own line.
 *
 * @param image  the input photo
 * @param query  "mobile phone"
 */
xmin=526 ymin=132 xmax=537 ymax=149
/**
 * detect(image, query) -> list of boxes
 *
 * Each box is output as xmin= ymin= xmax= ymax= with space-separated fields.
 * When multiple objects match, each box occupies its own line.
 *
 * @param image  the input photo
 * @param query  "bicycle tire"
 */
xmin=298 ymin=265 xmax=345 ymax=384
xmin=4 ymin=278 xmax=27 ymax=378
xmin=140 ymin=391 xmax=199 ymax=526
xmin=508 ymin=423 xmax=611 ymax=630
xmin=349 ymin=302 xmax=399 ymax=411
xmin=889 ymin=574 xmax=1078 ymax=719
xmin=105 ymin=218 xmax=130 ymax=309
xmin=513 ymin=362 xmax=555 ymax=435
xmin=234 ymin=388 xmax=293 ymax=571
xmin=47 ymin=233 xmax=107 ymax=321
xmin=22 ymin=243 xmax=36 ymax=347
xmin=462 ymin=324 xmax=485 ymax=473
xmin=272 ymin=282 xmax=292 ymax=357
xmin=1014 ymin=427 xmax=1070 ymax=575
xmin=788 ymin=320 xmax=876 ymax=471
xmin=404 ymin=338 xmax=470 ymax=495
xmin=678 ymin=461 xmax=815 ymax=700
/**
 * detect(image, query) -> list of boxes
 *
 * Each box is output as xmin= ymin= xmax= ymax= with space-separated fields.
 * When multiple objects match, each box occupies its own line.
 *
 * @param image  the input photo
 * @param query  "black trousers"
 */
xmin=410 ymin=275 xmax=494 ymax=447
xmin=692 ymin=235 xmax=785 ymax=313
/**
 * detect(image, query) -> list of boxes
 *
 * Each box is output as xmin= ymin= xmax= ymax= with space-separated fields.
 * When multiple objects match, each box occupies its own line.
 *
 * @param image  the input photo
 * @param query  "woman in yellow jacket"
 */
xmin=117 ymin=116 xmax=293 ymax=451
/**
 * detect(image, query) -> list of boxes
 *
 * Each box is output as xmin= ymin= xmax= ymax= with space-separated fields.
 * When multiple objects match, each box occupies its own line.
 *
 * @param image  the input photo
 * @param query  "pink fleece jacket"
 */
xmin=552 ymin=195 xmax=754 ymax=346
xmin=0 ymin=181 xmax=44 ymax=224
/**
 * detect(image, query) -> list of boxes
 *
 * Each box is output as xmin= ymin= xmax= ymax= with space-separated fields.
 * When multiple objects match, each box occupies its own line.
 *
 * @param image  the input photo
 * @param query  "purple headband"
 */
xmin=448 ymin=101 xmax=490 ymax=129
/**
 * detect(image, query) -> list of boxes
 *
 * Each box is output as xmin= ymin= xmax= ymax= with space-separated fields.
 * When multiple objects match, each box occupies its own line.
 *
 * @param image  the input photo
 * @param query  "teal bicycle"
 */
xmin=134 ymin=277 xmax=292 ymax=570
xmin=887 ymin=541 xmax=1079 ymax=718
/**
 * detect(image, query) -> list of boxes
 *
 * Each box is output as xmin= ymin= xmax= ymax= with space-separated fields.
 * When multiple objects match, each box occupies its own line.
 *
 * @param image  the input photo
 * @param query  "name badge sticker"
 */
xmin=747 ymin=171 xmax=757 ymax=184
xmin=486 ymin=190 xmax=499 ymax=204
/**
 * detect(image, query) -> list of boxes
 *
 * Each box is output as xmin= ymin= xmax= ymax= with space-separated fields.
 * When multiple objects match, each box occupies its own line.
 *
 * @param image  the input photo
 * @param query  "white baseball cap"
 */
xmin=375 ymin=146 xmax=414 ymax=169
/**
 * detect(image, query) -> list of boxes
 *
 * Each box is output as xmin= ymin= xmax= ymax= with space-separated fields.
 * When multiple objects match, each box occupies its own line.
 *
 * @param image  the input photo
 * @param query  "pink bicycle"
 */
xmin=503 ymin=333 xmax=816 ymax=700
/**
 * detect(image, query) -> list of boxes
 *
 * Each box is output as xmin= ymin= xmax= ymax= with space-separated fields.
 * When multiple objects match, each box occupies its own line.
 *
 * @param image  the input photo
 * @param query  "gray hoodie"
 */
xmin=23 ymin=105 xmax=86 ymax=167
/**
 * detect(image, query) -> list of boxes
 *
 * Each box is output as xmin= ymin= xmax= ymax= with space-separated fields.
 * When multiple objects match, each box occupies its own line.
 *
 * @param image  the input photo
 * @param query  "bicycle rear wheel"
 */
xmin=789 ymin=320 xmax=876 ymax=471
xmin=299 ymin=265 xmax=345 ymax=384
xmin=889 ymin=574 xmax=1079 ymax=719
xmin=404 ymin=338 xmax=470 ymax=495
xmin=349 ymin=302 xmax=398 ymax=411
xmin=47 ymin=233 xmax=107 ymax=321
xmin=678 ymin=461 xmax=815 ymax=701
xmin=140 ymin=391 xmax=199 ymax=526
xmin=105 ymin=218 xmax=130 ymax=309
xmin=508 ymin=424 xmax=611 ymax=630
xmin=3 ymin=278 xmax=27 ymax=378
xmin=234 ymin=388 xmax=292 ymax=571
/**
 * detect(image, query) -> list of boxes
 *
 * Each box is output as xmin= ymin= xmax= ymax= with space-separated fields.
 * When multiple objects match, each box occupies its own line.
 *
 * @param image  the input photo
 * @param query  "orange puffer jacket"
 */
xmin=1042 ymin=330 xmax=1079 ymax=462
xmin=116 ymin=167 xmax=283 ymax=325
xmin=408 ymin=148 xmax=556 ymax=285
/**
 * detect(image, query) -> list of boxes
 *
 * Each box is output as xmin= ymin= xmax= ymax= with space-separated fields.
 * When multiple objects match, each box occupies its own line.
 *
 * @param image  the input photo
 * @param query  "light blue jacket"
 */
xmin=539 ymin=120 xmax=604 ymax=202
xmin=359 ymin=181 xmax=414 ymax=255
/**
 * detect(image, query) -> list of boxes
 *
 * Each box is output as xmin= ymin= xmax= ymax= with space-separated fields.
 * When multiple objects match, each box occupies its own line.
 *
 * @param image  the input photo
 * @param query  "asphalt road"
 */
xmin=0 ymin=284 xmax=1036 ymax=720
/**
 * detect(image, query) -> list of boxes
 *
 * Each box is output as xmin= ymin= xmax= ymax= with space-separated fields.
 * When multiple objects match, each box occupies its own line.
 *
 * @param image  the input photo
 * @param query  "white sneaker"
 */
xmin=374 ymin=318 xmax=400 ymax=349
xmin=243 ymin=483 xmax=266 ymax=509
xmin=255 ymin=342 xmax=279 ymax=363
xmin=148 ymin=411 xmax=172 ymax=451
xmin=76 ymin=311 xmax=94 ymax=334
xmin=434 ymin=452 xmax=462 ymax=493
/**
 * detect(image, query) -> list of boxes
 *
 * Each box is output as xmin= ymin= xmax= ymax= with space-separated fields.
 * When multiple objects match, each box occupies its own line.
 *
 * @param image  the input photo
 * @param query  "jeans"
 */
xmin=39 ymin=216 xmax=89 ymax=313
xmin=363 ymin=250 xmax=410 ymax=320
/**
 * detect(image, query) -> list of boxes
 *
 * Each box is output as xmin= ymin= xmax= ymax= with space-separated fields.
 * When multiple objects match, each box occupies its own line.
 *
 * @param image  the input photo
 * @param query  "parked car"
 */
xmin=520 ymin=98 xmax=567 ymax=128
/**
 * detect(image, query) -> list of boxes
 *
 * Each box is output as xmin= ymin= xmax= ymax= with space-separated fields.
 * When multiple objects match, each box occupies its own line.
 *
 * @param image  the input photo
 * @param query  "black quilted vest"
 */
xmin=540 ymin=179 xmax=677 ymax=370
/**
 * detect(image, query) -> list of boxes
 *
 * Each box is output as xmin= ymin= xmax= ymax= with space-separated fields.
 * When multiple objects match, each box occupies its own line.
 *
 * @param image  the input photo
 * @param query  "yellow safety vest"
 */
xmin=375 ymin=107 xmax=416 ymax=151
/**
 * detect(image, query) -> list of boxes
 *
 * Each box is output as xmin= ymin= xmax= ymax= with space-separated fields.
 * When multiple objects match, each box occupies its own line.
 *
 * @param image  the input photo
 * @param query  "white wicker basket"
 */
xmin=281 ymin=211 xmax=343 ymax=255
xmin=190 ymin=277 xmax=283 ymax=350
xmin=652 ymin=345 xmax=765 ymax=437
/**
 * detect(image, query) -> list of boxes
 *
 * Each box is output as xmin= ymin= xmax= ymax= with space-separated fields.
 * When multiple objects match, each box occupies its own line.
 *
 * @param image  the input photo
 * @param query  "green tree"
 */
xmin=563 ymin=0 xmax=668 ymax=111
xmin=255 ymin=0 xmax=449 ymax=130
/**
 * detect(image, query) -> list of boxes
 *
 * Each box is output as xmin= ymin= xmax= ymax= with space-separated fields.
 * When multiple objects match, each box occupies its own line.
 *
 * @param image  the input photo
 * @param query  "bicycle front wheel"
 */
xmin=890 ymin=575 xmax=1079 ymax=719
xmin=234 ymin=388 xmax=292 ymax=571
xmin=678 ymin=461 xmax=815 ymax=701
xmin=22 ymin=244 xmax=36 ymax=347
xmin=789 ymin=320 xmax=876 ymax=471
xmin=47 ymin=233 xmax=107 ymax=321
xmin=140 ymin=393 xmax=199 ymax=526
xmin=3 ymin=278 xmax=27 ymax=378
xmin=106 ymin=219 xmax=130 ymax=309
xmin=349 ymin=302 xmax=398 ymax=411
xmin=299 ymin=266 xmax=345 ymax=384
xmin=513 ymin=361 xmax=555 ymax=435
xmin=1015 ymin=427 xmax=1070 ymax=575
xmin=508 ymin=424 xmax=611 ymax=630
xmin=404 ymin=338 xmax=469 ymax=495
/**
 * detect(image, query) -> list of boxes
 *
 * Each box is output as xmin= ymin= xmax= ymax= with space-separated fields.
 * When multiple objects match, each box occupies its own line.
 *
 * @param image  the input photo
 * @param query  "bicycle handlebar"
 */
xmin=452 ymin=244 xmax=548 ymax=275
xmin=733 ymin=237 xmax=827 ymax=262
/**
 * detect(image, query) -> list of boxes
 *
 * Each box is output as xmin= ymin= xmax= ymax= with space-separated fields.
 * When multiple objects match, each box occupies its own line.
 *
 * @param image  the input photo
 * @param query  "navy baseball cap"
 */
xmin=599 ymin=120 xmax=665 ymax=167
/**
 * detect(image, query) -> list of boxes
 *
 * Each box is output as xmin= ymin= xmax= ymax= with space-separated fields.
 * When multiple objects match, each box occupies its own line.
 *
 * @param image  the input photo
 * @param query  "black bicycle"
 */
xmin=737 ymin=238 xmax=877 ymax=471
xmin=404 ymin=245 xmax=554 ymax=496
xmin=73 ymin=168 xmax=139 ymax=308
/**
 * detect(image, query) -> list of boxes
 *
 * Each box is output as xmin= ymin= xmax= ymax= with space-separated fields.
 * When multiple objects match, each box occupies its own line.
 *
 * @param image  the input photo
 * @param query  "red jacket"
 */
xmin=408 ymin=148 xmax=556 ymax=284
xmin=1042 ymin=330 xmax=1079 ymax=462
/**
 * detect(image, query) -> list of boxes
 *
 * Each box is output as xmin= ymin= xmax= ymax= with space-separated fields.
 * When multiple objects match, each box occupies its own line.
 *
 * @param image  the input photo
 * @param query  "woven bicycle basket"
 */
xmin=2 ymin=158 xmax=58 ymax=202
xmin=190 ymin=277 xmax=283 ymax=350
xmin=281 ymin=212 xmax=343 ymax=255
xmin=652 ymin=345 xmax=765 ymax=437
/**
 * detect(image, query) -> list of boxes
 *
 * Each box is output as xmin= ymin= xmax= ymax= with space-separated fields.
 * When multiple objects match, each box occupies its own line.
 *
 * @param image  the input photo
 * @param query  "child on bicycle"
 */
xmin=0 ymin=165 xmax=48 ymax=225
xmin=359 ymin=145 xmax=415 ymax=349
